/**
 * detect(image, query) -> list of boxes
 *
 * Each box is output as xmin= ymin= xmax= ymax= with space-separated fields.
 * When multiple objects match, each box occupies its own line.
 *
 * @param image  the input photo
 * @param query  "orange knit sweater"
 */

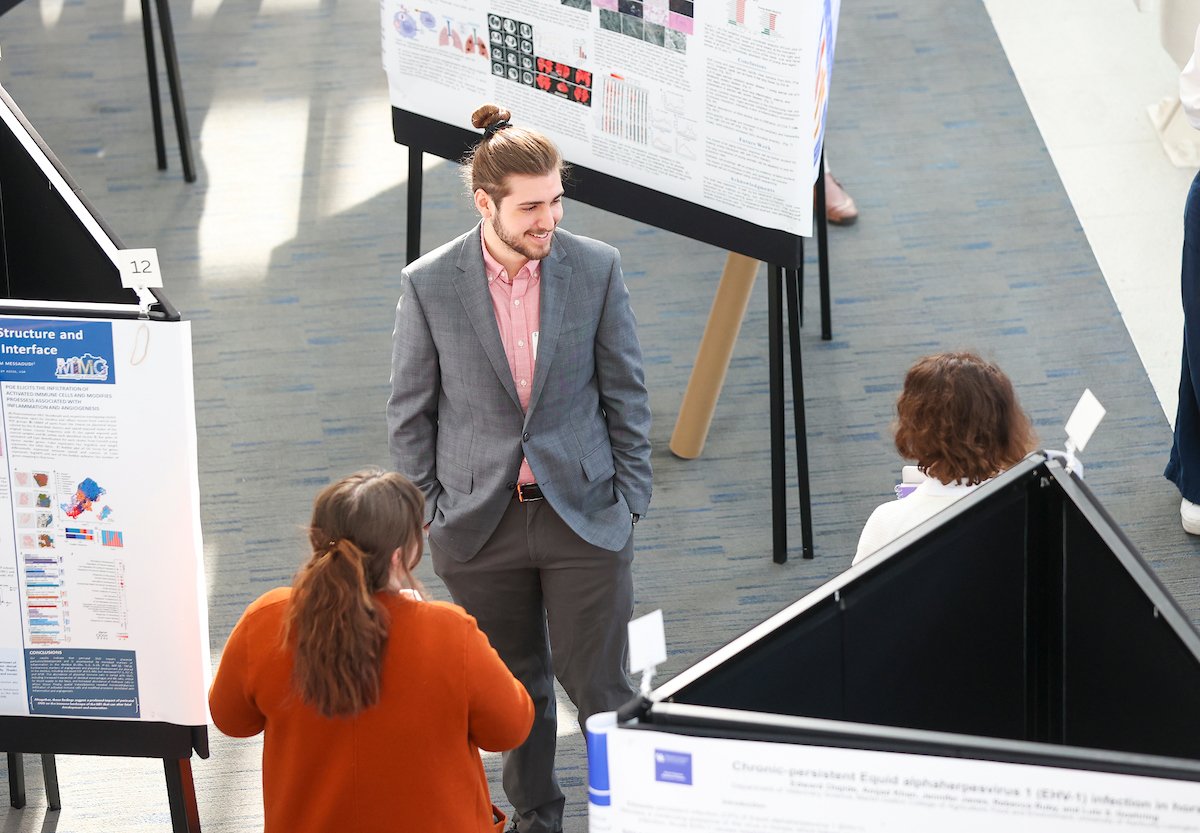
xmin=209 ymin=588 xmax=533 ymax=833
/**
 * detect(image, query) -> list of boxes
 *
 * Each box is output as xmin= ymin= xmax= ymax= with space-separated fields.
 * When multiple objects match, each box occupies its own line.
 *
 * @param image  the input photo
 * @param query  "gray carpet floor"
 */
xmin=2 ymin=0 xmax=1199 ymax=830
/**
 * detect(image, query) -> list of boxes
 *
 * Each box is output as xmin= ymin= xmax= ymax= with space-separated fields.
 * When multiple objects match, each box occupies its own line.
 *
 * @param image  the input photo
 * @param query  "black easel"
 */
xmin=4 ymin=719 xmax=207 ymax=832
xmin=139 ymin=0 xmax=195 ymax=182
xmin=0 ymin=0 xmax=194 ymax=182
xmin=765 ymin=159 xmax=832 ymax=562
xmin=7 ymin=753 xmax=61 ymax=812
xmin=396 ymin=110 xmax=831 ymax=563
xmin=808 ymin=155 xmax=834 ymax=342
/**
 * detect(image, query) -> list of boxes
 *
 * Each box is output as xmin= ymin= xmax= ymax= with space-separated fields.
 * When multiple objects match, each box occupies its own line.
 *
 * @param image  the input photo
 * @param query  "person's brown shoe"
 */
xmin=824 ymin=173 xmax=858 ymax=225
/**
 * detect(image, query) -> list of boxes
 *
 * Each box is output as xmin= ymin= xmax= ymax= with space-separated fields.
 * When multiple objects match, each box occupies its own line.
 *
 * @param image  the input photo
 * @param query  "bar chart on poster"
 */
xmin=382 ymin=0 xmax=840 ymax=236
xmin=0 ymin=316 xmax=208 ymax=726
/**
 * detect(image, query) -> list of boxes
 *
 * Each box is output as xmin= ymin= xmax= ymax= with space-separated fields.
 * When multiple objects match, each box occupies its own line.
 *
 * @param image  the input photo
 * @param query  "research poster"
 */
xmin=382 ymin=0 xmax=840 ymax=237
xmin=597 ymin=725 xmax=1200 ymax=831
xmin=0 ymin=316 xmax=208 ymax=725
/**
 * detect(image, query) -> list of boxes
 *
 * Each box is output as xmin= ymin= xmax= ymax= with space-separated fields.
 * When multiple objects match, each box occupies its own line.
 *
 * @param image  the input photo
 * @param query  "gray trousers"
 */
xmin=431 ymin=497 xmax=635 ymax=833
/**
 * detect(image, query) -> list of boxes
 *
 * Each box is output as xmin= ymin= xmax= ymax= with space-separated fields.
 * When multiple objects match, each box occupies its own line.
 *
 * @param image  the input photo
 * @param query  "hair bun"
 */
xmin=471 ymin=104 xmax=512 ymax=131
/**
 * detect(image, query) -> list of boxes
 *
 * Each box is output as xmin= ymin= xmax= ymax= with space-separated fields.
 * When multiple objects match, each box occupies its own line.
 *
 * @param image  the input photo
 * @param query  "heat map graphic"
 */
xmin=61 ymin=477 xmax=113 ymax=521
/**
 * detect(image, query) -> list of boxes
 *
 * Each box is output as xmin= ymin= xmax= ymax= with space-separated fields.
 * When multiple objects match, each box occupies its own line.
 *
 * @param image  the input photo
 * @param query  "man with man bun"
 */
xmin=388 ymin=103 xmax=652 ymax=832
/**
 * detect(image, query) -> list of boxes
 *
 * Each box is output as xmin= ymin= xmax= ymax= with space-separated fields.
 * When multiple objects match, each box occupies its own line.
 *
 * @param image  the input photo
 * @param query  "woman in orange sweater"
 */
xmin=209 ymin=469 xmax=534 ymax=833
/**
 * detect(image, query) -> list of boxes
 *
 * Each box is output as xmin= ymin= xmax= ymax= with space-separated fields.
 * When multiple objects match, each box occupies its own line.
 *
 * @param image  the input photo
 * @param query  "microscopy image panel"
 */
xmin=668 ymin=11 xmax=693 ymax=34
xmin=618 ymin=0 xmax=643 ymax=18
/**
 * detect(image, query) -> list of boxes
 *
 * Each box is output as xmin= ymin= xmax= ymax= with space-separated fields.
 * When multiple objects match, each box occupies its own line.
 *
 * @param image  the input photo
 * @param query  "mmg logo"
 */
xmin=55 ymin=353 xmax=109 ymax=381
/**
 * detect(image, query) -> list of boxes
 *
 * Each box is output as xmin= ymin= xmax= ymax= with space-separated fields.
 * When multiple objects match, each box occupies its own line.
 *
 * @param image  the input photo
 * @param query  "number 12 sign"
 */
xmin=118 ymin=248 xmax=164 ymax=289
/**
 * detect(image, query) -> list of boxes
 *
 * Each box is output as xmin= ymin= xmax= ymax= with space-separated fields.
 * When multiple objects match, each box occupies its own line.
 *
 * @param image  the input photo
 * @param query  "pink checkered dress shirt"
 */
xmin=481 ymin=229 xmax=541 ymax=485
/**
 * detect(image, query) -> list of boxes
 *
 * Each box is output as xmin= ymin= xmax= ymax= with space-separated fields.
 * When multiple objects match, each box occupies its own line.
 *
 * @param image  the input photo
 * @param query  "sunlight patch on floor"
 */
xmin=318 ymin=97 xmax=446 ymax=220
xmin=197 ymin=96 xmax=310 ymax=281
xmin=38 ymin=0 xmax=64 ymax=29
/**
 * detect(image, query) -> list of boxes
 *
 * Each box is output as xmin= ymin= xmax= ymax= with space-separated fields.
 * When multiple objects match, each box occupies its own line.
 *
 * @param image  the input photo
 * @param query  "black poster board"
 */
xmin=0 ymin=86 xmax=178 ymax=318
xmin=391 ymin=108 xmax=807 ymax=267
xmin=631 ymin=453 xmax=1200 ymax=772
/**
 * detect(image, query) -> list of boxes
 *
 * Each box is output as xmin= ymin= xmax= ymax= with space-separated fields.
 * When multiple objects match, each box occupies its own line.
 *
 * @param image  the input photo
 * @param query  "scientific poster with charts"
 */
xmin=596 ymin=725 xmax=1200 ymax=832
xmin=382 ymin=0 xmax=840 ymax=237
xmin=0 ymin=316 xmax=208 ymax=725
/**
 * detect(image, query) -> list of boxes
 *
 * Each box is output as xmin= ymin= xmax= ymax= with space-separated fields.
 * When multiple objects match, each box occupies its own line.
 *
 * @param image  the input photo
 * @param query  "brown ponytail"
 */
xmin=285 ymin=470 xmax=425 ymax=717
xmin=461 ymin=103 xmax=566 ymax=203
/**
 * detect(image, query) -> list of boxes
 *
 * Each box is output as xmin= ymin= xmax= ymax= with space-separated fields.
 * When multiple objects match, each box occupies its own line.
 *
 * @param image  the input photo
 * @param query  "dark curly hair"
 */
xmin=893 ymin=352 xmax=1037 ymax=486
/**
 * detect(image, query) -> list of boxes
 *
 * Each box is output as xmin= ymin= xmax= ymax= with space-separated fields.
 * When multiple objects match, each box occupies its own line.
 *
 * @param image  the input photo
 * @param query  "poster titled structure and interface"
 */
xmin=382 ymin=0 xmax=841 ymax=237
xmin=596 ymin=726 xmax=1200 ymax=832
xmin=0 ymin=317 xmax=207 ymax=725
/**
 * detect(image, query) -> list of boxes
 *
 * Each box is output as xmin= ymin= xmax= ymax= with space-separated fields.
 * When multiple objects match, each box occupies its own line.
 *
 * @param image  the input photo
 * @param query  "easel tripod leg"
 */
xmin=669 ymin=252 xmax=758 ymax=458
xmin=816 ymin=154 xmax=832 ymax=341
xmin=785 ymin=267 xmax=814 ymax=558
xmin=406 ymin=148 xmax=423 ymax=265
xmin=7 ymin=752 xmax=25 ymax=809
xmin=153 ymin=0 xmax=196 ymax=182
xmin=163 ymin=758 xmax=201 ymax=833
xmin=769 ymin=263 xmax=787 ymax=563
xmin=139 ymin=0 xmax=167 ymax=171
xmin=796 ymin=239 xmax=804 ymax=327
xmin=41 ymin=754 xmax=60 ymax=811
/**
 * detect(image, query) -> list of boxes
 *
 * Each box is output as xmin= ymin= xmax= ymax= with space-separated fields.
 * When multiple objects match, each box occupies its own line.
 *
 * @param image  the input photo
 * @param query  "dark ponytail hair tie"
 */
xmin=484 ymin=119 xmax=511 ymax=138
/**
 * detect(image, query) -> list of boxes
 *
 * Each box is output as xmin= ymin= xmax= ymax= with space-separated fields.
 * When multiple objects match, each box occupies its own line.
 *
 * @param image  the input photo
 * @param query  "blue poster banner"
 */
xmin=0 ymin=318 xmax=116 ymax=384
xmin=24 ymin=648 xmax=140 ymax=717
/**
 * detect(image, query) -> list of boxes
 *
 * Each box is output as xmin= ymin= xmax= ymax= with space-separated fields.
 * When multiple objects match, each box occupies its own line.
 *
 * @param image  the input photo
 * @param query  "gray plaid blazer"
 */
xmin=388 ymin=222 xmax=652 ymax=562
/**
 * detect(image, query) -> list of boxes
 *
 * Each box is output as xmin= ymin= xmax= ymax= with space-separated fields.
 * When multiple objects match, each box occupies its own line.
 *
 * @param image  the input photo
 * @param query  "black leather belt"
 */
xmin=516 ymin=483 xmax=544 ymax=502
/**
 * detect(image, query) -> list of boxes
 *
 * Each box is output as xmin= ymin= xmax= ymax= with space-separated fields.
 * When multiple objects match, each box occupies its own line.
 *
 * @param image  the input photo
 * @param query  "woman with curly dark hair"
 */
xmin=853 ymin=352 xmax=1037 ymax=564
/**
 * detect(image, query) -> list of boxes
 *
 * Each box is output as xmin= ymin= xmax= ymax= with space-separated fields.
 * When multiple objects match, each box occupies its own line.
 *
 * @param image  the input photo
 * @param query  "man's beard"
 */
xmin=493 ymin=213 xmax=553 ymax=263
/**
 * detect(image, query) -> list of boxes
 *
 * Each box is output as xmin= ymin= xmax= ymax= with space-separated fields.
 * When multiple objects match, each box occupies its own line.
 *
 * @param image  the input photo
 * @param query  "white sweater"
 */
xmin=853 ymin=478 xmax=982 ymax=565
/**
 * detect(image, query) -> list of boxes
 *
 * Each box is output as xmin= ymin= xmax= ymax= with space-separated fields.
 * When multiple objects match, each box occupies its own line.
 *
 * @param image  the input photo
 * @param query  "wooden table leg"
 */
xmin=669 ymin=252 xmax=759 ymax=459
